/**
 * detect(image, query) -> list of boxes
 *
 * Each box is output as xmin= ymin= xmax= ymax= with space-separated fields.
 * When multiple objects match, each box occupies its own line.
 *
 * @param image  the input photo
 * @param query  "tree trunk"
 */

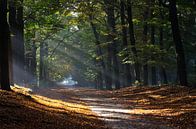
xmin=9 ymin=0 xmax=17 ymax=85
xmin=31 ymin=42 xmax=37 ymax=84
xmin=159 ymin=27 xmax=168 ymax=84
xmin=150 ymin=0 xmax=157 ymax=85
xmin=105 ymin=46 xmax=113 ymax=90
xmin=108 ymin=1 xmax=120 ymax=89
xmin=89 ymin=15 xmax=105 ymax=89
xmin=8 ymin=0 xmax=16 ymax=86
xmin=159 ymin=2 xmax=168 ymax=84
xmin=16 ymin=0 xmax=25 ymax=84
xmin=103 ymin=0 xmax=112 ymax=90
xmin=43 ymin=42 xmax=48 ymax=81
xmin=39 ymin=42 xmax=44 ymax=84
xmin=10 ymin=0 xmax=25 ymax=85
xmin=104 ymin=0 xmax=120 ymax=89
xmin=143 ymin=0 xmax=149 ymax=86
xmin=0 ymin=0 xmax=11 ymax=90
xmin=8 ymin=34 xmax=14 ymax=86
xmin=151 ymin=31 xmax=157 ymax=85
xmin=120 ymin=0 xmax=132 ymax=87
xmin=127 ymin=0 xmax=140 ymax=82
xmin=169 ymin=0 xmax=188 ymax=86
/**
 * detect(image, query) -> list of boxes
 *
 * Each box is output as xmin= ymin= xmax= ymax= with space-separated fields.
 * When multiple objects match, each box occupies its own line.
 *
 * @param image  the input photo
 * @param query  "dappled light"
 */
xmin=0 ymin=83 xmax=195 ymax=129
xmin=12 ymin=86 xmax=94 ymax=116
xmin=27 ymin=85 xmax=195 ymax=129
xmin=0 ymin=0 xmax=195 ymax=129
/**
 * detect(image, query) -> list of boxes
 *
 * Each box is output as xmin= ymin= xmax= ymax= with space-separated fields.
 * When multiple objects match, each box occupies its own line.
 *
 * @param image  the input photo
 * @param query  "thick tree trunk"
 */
xmin=103 ymin=0 xmax=112 ymax=90
xmin=89 ymin=16 xmax=106 ymax=89
xmin=127 ymin=0 xmax=140 ymax=82
xmin=104 ymin=0 xmax=120 ymax=89
xmin=150 ymin=0 xmax=157 ymax=85
xmin=0 ymin=0 xmax=11 ymax=90
xmin=8 ymin=34 xmax=14 ymax=86
xmin=8 ymin=0 xmax=16 ymax=86
xmin=120 ymin=0 xmax=132 ymax=86
xmin=143 ymin=1 xmax=149 ymax=86
xmin=9 ymin=0 xmax=16 ymax=85
xmin=16 ymin=0 xmax=25 ymax=84
xmin=108 ymin=1 xmax=120 ymax=89
xmin=9 ymin=0 xmax=25 ymax=85
xmin=169 ymin=0 xmax=188 ymax=86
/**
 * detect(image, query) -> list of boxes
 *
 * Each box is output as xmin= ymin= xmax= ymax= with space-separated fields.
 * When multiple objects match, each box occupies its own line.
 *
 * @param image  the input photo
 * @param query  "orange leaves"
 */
xmin=0 ymin=86 xmax=108 ymax=129
xmin=2 ymin=85 xmax=195 ymax=129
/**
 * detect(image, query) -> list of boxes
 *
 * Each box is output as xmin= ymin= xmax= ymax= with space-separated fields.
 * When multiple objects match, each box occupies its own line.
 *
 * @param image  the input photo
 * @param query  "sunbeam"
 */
xmin=0 ymin=1 xmax=195 ymax=129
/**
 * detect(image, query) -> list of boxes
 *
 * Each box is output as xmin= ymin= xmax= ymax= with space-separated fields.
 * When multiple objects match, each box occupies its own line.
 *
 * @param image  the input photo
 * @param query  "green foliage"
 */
xmin=23 ymin=0 xmax=196 ymax=87
xmin=119 ymin=44 xmax=173 ymax=68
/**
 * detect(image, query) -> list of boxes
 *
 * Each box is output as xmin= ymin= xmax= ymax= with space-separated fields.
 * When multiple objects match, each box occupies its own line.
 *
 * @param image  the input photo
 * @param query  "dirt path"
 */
xmin=34 ymin=86 xmax=195 ymax=129
xmin=35 ymin=87 xmax=135 ymax=129
xmin=80 ymin=97 xmax=134 ymax=129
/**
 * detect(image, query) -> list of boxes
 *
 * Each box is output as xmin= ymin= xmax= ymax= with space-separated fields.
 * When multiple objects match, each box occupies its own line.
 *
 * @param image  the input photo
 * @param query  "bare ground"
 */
xmin=0 ymin=85 xmax=195 ymax=129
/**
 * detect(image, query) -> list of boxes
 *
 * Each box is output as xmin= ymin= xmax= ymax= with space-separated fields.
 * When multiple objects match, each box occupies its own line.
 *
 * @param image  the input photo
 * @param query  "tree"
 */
xmin=159 ymin=0 xmax=188 ymax=86
xmin=0 ymin=0 xmax=11 ymax=90
xmin=20 ymin=0 xmax=194 ymax=89
xmin=158 ymin=1 xmax=168 ymax=84
xmin=9 ymin=0 xmax=25 ymax=85
xmin=150 ymin=0 xmax=157 ymax=85
xmin=8 ymin=0 xmax=16 ymax=85
xmin=142 ymin=0 xmax=149 ymax=85
xmin=104 ymin=0 xmax=120 ymax=89
xmin=120 ymin=0 xmax=132 ymax=86
xmin=170 ymin=0 xmax=188 ymax=86
xmin=16 ymin=0 xmax=25 ymax=84
xmin=89 ymin=15 xmax=106 ymax=89
xmin=127 ymin=0 xmax=141 ymax=83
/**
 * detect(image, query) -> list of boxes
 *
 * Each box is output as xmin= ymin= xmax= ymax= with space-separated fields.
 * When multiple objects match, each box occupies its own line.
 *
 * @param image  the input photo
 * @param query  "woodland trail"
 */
xmin=80 ymin=97 xmax=134 ymax=129
xmin=34 ymin=86 xmax=195 ymax=129
xmin=35 ymin=86 xmax=135 ymax=129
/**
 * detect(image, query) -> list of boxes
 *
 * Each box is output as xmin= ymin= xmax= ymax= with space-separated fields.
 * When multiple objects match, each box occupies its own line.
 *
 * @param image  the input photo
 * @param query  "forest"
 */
xmin=0 ymin=0 xmax=196 ymax=129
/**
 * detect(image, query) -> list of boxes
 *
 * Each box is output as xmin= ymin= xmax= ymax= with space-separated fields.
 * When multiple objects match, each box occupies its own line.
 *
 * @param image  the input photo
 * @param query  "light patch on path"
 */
xmin=80 ymin=98 xmax=135 ymax=129
xmin=34 ymin=87 xmax=174 ymax=129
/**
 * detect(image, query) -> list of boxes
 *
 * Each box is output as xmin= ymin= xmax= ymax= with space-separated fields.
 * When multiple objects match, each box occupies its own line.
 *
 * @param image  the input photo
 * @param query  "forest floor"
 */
xmin=0 ymin=85 xmax=195 ymax=129
xmin=0 ymin=85 xmax=108 ymax=129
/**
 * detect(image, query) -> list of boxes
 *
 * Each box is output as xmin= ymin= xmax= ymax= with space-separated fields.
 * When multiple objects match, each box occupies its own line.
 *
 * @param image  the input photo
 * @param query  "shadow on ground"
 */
xmin=34 ymin=85 xmax=196 ymax=129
